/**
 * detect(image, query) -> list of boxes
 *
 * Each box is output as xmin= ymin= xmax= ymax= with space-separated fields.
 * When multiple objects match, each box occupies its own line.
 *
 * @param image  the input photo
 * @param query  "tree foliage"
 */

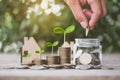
xmin=0 ymin=0 xmax=120 ymax=53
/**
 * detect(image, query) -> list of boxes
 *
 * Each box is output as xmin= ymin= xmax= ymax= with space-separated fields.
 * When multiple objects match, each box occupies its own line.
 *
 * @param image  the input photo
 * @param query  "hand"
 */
xmin=64 ymin=0 xmax=107 ymax=30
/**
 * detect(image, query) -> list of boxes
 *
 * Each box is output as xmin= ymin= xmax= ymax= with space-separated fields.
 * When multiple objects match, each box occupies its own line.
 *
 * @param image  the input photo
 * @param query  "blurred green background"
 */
xmin=0 ymin=0 xmax=120 ymax=53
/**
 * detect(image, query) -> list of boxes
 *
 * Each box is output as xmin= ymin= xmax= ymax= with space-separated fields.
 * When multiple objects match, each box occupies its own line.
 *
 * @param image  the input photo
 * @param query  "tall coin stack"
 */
xmin=58 ymin=47 xmax=71 ymax=64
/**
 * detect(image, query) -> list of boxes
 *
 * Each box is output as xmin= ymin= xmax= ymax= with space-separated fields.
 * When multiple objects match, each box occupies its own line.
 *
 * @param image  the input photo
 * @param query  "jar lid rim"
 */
xmin=75 ymin=38 xmax=100 ymax=40
xmin=75 ymin=38 xmax=100 ymax=46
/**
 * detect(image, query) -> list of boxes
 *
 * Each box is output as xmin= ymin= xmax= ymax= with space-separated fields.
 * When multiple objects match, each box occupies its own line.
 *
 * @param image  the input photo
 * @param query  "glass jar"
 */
xmin=73 ymin=38 xmax=102 ymax=69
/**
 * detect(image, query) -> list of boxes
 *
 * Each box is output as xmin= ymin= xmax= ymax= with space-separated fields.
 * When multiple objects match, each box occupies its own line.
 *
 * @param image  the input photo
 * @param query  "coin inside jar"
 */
xmin=79 ymin=53 xmax=92 ymax=65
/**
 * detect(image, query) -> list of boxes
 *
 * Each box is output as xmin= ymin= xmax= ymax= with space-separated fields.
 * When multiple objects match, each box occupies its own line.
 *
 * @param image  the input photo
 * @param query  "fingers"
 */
xmin=79 ymin=0 xmax=87 ymax=6
xmin=83 ymin=9 xmax=92 ymax=18
xmin=64 ymin=0 xmax=88 ymax=29
xmin=64 ymin=0 xmax=107 ymax=30
xmin=100 ymin=0 xmax=107 ymax=17
xmin=87 ymin=0 xmax=102 ymax=30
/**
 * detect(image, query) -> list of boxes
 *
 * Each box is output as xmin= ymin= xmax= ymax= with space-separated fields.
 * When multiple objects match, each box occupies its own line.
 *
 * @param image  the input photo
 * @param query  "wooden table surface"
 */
xmin=0 ymin=53 xmax=120 ymax=80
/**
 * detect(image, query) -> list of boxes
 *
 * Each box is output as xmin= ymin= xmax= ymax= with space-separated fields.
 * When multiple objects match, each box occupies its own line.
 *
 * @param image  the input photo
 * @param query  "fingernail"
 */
xmin=89 ymin=24 xmax=94 ymax=30
xmin=80 ymin=22 xmax=87 ymax=29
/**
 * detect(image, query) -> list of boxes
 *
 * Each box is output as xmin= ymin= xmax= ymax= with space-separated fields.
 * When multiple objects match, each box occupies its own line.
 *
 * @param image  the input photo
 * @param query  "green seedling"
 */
xmin=22 ymin=53 xmax=31 ymax=58
xmin=35 ymin=49 xmax=45 ymax=54
xmin=23 ymin=48 xmax=45 ymax=58
xmin=46 ymin=41 xmax=59 ymax=56
xmin=35 ymin=48 xmax=45 ymax=59
xmin=54 ymin=25 xmax=75 ymax=43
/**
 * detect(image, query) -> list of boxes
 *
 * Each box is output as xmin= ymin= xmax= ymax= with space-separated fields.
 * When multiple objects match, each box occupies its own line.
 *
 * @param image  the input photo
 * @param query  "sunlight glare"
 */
xmin=31 ymin=0 xmax=36 ymax=2
xmin=26 ymin=0 xmax=65 ymax=19
xmin=40 ymin=0 xmax=48 ymax=10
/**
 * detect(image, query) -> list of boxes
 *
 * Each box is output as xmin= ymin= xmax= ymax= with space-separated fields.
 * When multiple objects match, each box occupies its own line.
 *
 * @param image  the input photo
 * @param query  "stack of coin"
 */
xmin=58 ymin=47 xmax=71 ymax=64
xmin=47 ymin=56 xmax=60 ymax=65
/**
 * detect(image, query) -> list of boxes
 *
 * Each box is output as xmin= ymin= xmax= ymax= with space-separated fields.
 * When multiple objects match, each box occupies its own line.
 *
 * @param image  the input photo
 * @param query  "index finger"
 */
xmin=64 ymin=0 xmax=88 ymax=28
xmin=87 ymin=0 xmax=102 ymax=29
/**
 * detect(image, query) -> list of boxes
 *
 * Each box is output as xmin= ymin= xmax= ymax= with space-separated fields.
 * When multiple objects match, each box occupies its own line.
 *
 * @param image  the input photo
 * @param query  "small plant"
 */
xmin=54 ymin=25 xmax=75 ymax=43
xmin=22 ymin=48 xmax=45 ymax=58
xmin=46 ymin=41 xmax=59 ymax=56
xmin=35 ymin=47 xmax=45 ymax=59
xmin=22 ymin=51 xmax=31 ymax=58
xmin=35 ymin=49 xmax=45 ymax=54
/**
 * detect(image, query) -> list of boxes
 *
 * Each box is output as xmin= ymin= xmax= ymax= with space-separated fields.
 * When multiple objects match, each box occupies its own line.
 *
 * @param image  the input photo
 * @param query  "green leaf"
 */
xmin=53 ymin=41 xmax=59 ymax=46
xmin=65 ymin=25 xmax=75 ymax=33
xmin=46 ymin=42 xmax=52 ymax=47
xmin=35 ymin=50 xmax=40 ymax=53
xmin=41 ymin=49 xmax=45 ymax=53
xmin=53 ymin=27 xmax=64 ymax=34
xmin=22 ymin=54 xmax=27 ymax=57
xmin=22 ymin=54 xmax=31 ymax=58
xmin=35 ymin=49 xmax=45 ymax=54
xmin=27 ymin=54 xmax=31 ymax=57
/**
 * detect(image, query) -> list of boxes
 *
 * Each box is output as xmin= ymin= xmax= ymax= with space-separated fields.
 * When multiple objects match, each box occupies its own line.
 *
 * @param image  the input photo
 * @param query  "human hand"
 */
xmin=64 ymin=0 xmax=107 ymax=30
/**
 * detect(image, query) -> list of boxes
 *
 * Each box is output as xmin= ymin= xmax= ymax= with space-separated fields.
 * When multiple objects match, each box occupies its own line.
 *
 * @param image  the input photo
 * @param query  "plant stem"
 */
xmin=64 ymin=33 xmax=66 ymax=44
xmin=52 ymin=46 xmax=53 ymax=56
